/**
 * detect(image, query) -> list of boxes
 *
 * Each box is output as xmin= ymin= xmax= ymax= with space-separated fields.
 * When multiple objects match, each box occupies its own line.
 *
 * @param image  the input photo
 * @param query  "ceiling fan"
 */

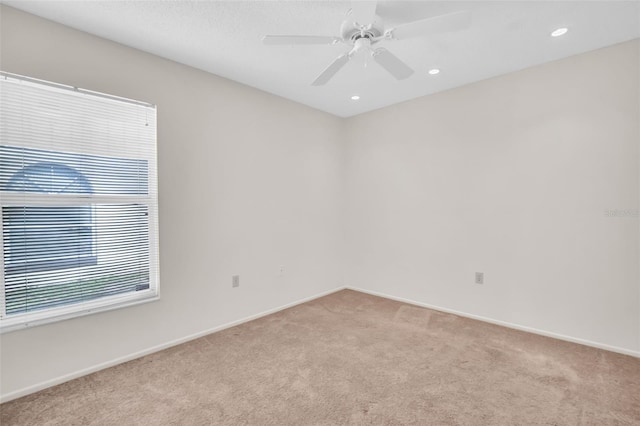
xmin=262 ymin=1 xmax=471 ymax=86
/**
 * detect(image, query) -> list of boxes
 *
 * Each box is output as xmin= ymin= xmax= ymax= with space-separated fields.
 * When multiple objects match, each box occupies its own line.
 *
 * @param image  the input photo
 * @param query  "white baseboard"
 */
xmin=3 ymin=285 xmax=637 ymax=403
xmin=0 ymin=286 xmax=345 ymax=404
xmin=346 ymin=286 xmax=640 ymax=359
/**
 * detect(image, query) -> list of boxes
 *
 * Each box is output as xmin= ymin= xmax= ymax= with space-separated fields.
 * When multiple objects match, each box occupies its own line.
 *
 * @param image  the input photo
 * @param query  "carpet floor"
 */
xmin=1 ymin=289 xmax=639 ymax=425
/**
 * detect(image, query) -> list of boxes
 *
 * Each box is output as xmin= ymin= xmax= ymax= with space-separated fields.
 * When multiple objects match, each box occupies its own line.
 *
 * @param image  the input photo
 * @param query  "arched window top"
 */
xmin=6 ymin=162 xmax=93 ymax=194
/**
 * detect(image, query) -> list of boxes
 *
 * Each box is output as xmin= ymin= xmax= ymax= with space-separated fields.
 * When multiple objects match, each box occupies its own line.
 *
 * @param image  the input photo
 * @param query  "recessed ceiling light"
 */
xmin=351 ymin=95 xmax=360 ymax=100
xmin=551 ymin=27 xmax=568 ymax=37
xmin=428 ymin=69 xmax=440 ymax=75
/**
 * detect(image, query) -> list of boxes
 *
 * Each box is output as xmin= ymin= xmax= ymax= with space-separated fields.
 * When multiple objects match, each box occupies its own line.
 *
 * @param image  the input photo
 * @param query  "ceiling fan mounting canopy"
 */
xmin=262 ymin=1 xmax=472 ymax=86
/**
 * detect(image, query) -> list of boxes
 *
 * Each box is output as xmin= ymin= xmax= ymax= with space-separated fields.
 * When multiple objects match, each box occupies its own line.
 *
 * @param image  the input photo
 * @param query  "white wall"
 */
xmin=0 ymin=6 xmax=345 ymax=400
xmin=345 ymin=39 xmax=640 ymax=354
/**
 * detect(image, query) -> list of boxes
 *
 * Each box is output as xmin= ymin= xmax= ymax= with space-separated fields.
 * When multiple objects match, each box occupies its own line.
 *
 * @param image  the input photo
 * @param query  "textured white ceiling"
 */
xmin=5 ymin=1 xmax=640 ymax=117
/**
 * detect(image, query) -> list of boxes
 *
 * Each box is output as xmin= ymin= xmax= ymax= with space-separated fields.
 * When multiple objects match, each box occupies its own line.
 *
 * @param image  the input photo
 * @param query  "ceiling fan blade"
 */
xmin=262 ymin=35 xmax=340 ymax=45
xmin=312 ymin=53 xmax=351 ymax=86
xmin=348 ymin=1 xmax=378 ymax=26
xmin=372 ymin=48 xmax=414 ymax=80
xmin=390 ymin=10 xmax=472 ymax=40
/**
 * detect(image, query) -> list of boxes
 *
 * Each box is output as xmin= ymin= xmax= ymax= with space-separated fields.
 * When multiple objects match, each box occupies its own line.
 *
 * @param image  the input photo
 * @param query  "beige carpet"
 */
xmin=1 ymin=289 xmax=639 ymax=425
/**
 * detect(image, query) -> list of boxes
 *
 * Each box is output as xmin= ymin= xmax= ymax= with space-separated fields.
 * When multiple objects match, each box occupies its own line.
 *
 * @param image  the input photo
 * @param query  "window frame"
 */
xmin=0 ymin=72 xmax=160 ymax=333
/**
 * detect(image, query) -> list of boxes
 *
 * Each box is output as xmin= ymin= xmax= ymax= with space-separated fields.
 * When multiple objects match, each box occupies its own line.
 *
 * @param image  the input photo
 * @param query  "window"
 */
xmin=0 ymin=72 xmax=159 ymax=331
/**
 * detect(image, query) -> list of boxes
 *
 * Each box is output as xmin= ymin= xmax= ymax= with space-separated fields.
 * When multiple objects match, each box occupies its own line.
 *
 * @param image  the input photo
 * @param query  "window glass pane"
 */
xmin=3 ymin=206 xmax=96 ymax=275
xmin=3 ymin=204 xmax=150 ymax=315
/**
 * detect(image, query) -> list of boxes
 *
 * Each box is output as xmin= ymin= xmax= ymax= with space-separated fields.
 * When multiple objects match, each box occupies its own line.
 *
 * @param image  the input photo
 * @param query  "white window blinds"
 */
xmin=0 ymin=72 xmax=159 ymax=331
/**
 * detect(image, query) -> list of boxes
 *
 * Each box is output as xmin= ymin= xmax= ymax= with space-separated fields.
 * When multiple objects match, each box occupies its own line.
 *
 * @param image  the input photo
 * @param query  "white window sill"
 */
xmin=0 ymin=290 xmax=159 ymax=333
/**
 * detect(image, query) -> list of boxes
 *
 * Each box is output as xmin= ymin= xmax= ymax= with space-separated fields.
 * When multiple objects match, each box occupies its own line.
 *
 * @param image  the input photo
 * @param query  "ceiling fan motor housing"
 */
xmin=340 ymin=17 xmax=384 ymax=44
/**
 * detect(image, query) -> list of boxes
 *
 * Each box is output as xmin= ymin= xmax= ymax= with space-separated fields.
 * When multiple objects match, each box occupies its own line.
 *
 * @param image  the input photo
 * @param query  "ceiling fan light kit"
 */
xmin=262 ymin=1 xmax=471 ymax=86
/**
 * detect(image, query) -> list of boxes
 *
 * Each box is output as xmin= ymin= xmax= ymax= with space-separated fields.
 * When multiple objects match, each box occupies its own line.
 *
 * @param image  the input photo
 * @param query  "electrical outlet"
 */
xmin=232 ymin=275 xmax=240 ymax=288
xmin=279 ymin=265 xmax=285 ymax=275
xmin=475 ymin=272 xmax=484 ymax=284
